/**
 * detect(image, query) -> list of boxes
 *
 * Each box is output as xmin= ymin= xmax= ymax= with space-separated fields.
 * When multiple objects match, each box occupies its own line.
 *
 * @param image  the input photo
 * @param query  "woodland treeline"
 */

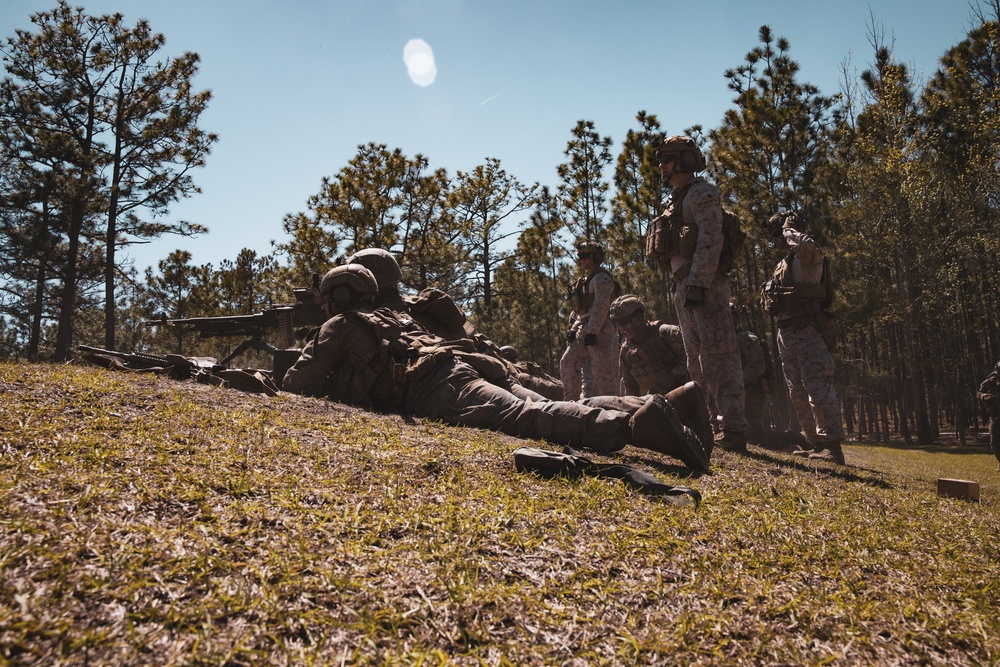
xmin=2 ymin=2 xmax=1000 ymax=445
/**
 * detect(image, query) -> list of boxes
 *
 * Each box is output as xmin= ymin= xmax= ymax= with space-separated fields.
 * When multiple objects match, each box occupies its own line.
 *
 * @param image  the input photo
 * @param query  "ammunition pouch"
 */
xmin=760 ymin=279 xmax=795 ymax=316
xmin=645 ymin=213 xmax=694 ymax=263
xmin=645 ymin=214 xmax=670 ymax=262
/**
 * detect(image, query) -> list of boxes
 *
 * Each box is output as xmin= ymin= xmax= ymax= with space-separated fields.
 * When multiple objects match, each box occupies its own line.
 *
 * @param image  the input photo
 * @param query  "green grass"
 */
xmin=1 ymin=361 xmax=998 ymax=665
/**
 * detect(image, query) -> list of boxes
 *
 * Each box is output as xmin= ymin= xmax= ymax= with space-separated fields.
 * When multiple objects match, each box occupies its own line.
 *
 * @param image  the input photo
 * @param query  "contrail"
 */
xmin=479 ymin=92 xmax=502 ymax=105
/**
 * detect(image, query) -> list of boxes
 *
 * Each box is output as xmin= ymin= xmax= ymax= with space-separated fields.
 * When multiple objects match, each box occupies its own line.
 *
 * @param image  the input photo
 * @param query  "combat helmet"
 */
xmin=575 ymin=239 xmax=605 ymax=264
xmin=319 ymin=264 xmax=379 ymax=313
xmin=498 ymin=345 xmax=518 ymax=362
xmin=654 ymin=135 xmax=707 ymax=173
xmin=609 ymin=294 xmax=646 ymax=322
xmin=345 ymin=248 xmax=402 ymax=292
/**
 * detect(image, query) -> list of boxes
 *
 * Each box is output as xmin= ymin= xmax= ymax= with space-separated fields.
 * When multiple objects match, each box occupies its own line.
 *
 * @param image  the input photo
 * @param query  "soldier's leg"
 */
xmin=674 ymin=290 xmax=707 ymax=394
xmin=744 ymin=384 xmax=767 ymax=438
xmin=432 ymin=361 xmax=631 ymax=452
xmin=793 ymin=325 xmax=843 ymax=443
xmin=580 ymin=358 xmax=596 ymax=399
xmin=628 ymin=394 xmax=711 ymax=472
xmin=777 ymin=328 xmax=818 ymax=444
xmin=586 ymin=384 xmax=713 ymax=453
xmin=990 ymin=417 xmax=1000 ymax=470
xmin=692 ymin=278 xmax=746 ymax=437
xmin=587 ymin=328 xmax=620 ymax=397
xmin=581 ymin=395 xmax=646 ymax=413
xmin=559 ymin=339 xmax=588 ymax=400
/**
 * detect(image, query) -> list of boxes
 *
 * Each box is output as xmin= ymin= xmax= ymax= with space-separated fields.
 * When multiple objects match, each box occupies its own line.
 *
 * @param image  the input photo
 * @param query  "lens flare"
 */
xmin=403 ymin=39 xmax=437 ymax=86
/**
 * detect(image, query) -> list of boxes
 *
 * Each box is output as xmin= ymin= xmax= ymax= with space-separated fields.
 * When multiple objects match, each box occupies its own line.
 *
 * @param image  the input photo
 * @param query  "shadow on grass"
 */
xmin=741 ymin=446 xmax=895 ymax=488
xmin=853 ymin=439 xmax=995 ymax=455
xmin=617 ymin=445 xmax=893 ymax=488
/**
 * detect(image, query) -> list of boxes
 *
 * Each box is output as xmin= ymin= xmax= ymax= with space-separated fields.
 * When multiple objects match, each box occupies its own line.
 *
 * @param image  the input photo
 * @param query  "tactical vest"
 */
xmin=645 ymin=179 xmax=745 ymax=276
xmin=761 ymin=251 xmax=830 ymax=322
xmin=622 ymin=323 xmax=684 ymax=394
xmin=320 ymin=308 xmax=413 ymax=408
xmin=571 ymin=267 xmax=621 ymax=314
xmin=349 ymin=307 xmax=511 ymax=390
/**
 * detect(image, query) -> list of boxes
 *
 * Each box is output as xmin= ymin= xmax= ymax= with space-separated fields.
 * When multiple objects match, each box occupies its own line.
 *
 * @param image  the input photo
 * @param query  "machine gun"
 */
xmin=143 ymin=281 xmax=326 ymax=379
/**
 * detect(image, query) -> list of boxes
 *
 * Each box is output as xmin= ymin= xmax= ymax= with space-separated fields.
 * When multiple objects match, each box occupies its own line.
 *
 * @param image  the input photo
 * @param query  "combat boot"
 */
xmin=790 ymin=433 xmax=815 ymax=457
xmin=664 ymin=382 xmax=713 ymax=455
xmin=715 ymin=429 xmax=747 ymax=453
xmin=808 ymin=441 xmax=846 ymax=465
xmin=629 ymin=394 xmax=711 ymax=472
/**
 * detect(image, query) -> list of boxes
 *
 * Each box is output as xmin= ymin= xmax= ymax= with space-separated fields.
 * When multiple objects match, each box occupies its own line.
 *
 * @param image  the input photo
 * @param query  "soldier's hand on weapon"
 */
xmin=583 ymin=333 xmax=597 ymax=346
xmin=566 ymin=329 xmax=577 ymax=343
xmin=684 ymin=285 xmax=706 ymax=308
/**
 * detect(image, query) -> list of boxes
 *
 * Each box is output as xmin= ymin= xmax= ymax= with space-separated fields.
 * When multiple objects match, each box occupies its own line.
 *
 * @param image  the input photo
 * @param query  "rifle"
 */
xmin=143 ymin=281 xmax=326 ymax=370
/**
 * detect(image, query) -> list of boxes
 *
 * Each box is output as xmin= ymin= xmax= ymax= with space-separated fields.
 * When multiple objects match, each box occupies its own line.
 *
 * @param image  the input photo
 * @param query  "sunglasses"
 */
xmin=657 ymin=154 xmax=677 ymax=165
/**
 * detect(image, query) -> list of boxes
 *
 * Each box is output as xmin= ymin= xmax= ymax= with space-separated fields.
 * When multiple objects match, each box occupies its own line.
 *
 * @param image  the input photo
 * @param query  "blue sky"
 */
xmin=1 ymin=0 xmax=981 ymax=275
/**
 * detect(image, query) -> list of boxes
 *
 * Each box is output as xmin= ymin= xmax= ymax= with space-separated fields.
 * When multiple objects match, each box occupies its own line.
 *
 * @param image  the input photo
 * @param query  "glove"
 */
xmin=583 ymin=333 xmax=597 ymax=346
xmin=566 ymin=330 xmax=577 ymax=343
xmin=684 ymin=285 xmax=706 ymax=308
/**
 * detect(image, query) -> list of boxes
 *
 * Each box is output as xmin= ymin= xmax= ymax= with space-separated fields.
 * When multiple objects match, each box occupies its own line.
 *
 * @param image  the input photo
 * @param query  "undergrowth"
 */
xmin=1 ymin=362 xmax=998 ymax=666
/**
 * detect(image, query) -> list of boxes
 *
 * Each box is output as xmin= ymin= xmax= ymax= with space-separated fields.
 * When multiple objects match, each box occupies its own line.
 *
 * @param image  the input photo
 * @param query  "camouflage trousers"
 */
xmin=673 ymin=274 xmax=747 ymax=433
xmin=405 ymin=358 xmax=631 ymax=453
xmin=744 ymin=382 xmax=769 ymax=436
xmin=777 ymin=323 xmax=843 ymax=444
xmin=559 ymin=325 xmax=620 ymax=399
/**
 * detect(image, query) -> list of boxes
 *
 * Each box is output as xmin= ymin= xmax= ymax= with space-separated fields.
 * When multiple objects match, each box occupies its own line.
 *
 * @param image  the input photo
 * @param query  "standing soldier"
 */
xmin=609 ymin=294 xmax=689 ymax=397
xmin=977 ymin=361 xmax=1000 ymax=471
xmin=560 ymin=240 xmax=620 ymax=399
xmin=648 ymin=136 xmax=747 ymax=451
xmin=761 ymin=210 xmax=845 ymax=464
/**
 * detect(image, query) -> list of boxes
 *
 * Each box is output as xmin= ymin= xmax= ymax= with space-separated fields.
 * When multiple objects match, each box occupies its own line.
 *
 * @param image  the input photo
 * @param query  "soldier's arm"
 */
xmin=783 ymin=229 xmax=823 ymax=268
xmin=619 ymin=346 xmax=640 ymax=396
xmin=686 ymin=184 xmax=723 ymax=286
xmin=661 ymin=325 xmax=690 ymax=382
xmin=584 ymin=272 xmax=615 ymax=335
xmin=282 ymin=315 xmax=359 ymax=397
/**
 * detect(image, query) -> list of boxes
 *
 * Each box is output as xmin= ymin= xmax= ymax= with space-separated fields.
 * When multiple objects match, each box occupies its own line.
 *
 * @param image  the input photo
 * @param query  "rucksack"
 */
xmin=717 ymin=208 xmax=747 ymax=274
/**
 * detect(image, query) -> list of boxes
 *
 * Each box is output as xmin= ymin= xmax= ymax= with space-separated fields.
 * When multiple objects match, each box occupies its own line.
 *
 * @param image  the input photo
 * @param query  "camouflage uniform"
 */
xmin=977 ymin=362 xmax=1000 ymax=469
xmin=768 ymin=227 xmax=843 ymax=447
xmin=560 ymin=268 xmax=620 ymax=399
xmin=736 ymin=329 xmax=768 ymax=436
xmin=619 ymin=321 xmax=688 ymax=397
xmin=663 ymin=177 xmax=747 ymax=436
xmin=346 ymin=249 xmax=561 ymax=405
xmin=284 ymin=305 xmax=710 ymax=471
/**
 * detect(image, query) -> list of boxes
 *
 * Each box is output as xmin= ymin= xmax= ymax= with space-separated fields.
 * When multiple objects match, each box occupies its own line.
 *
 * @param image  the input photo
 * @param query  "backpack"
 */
xmin=645 ymin=184 xmax=746 ymax=275
xmin=717 ymin=208 xmax=747 ymax=275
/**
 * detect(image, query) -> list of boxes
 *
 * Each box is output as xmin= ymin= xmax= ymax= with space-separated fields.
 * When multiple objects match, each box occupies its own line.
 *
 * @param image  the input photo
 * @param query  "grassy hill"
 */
xmin=2 ymin=361 xmax=998 ymax=666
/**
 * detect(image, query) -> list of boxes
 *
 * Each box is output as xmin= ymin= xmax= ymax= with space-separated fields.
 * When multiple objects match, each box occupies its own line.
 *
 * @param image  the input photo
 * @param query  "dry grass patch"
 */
xmin=1 ymin=361 xmax=998 ymax=665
